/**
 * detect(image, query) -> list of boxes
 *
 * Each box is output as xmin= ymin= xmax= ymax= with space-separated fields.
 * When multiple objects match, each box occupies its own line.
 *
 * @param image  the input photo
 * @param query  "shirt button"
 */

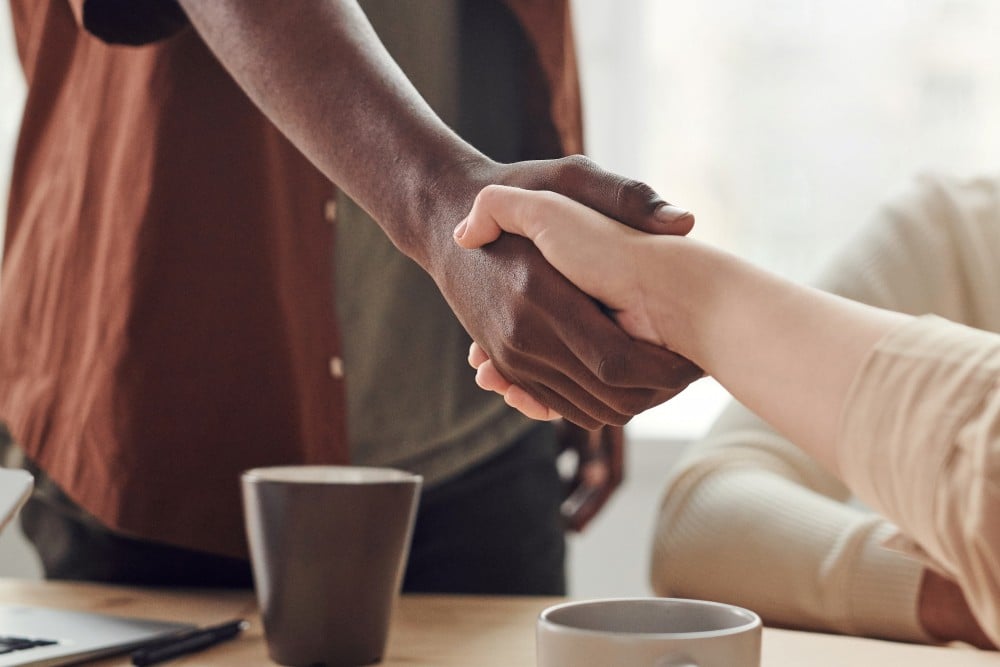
xmin=324 ymin=199 xmax=338 ymax=224
xmin=329 ymin=356 xmax=344 ymax=379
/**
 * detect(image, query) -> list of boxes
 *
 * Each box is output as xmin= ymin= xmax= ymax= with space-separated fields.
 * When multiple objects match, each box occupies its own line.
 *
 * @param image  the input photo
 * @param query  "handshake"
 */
xmin=454 ymin=184 xmax=703 ymax=424
xmin=424 ymin=156 xmax=703 ymax=432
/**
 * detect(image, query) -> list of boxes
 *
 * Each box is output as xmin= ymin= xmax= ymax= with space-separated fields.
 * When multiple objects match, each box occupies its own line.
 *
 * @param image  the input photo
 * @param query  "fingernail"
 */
xmin=453 ymin=219 xmax=468 ymax=239
xmin=654 ymin=203 xmax=692 ymax=225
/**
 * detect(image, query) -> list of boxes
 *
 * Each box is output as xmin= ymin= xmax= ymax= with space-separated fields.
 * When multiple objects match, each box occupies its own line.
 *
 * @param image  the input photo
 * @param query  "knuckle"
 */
xmin=506 ymin=262 xmax=535 ymax=302
xmin=596 ymin=352 xmax=665 ymax=416
xmin=614 ymin=177 xmax=659 ymax=213
xmin=667 ymin=359 xmax=704 ymax=389
xmin=482 ymin=182 xmax=506 ymax=201
xmin=572 ymin=413 xmax=603 ymax=430
xmin=603 ymin=405 xmax=630 ymax=426
xmin=615 ymin=388 xmax=661 ymax=417
xmin=575 ymin=394 xmax=631 ymax=428
xmin=494 ymin=263 xmax=552 ymax=358
xmin=472 ymin=183 xmax=501 ymax=211
xmin=598 ymin=410 xmax=630 ymax=428
xmin=505 ymin=323 xmax=534 ymax=356
xmin=557 ymin=154 xmax=596 ymax=180
xmin=595 ymin=353 xmax=625 ymax=385
xmin=562 ymin=153 xmax=595 ymax=169
xmin=501 ymin=308 xmax=540 ymax=357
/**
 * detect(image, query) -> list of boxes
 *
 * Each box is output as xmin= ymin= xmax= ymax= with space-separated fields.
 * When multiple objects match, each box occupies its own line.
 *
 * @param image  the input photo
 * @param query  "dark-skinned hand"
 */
xmin=419 ymin=155 xmax=702 ymax=429
xmin=556 ymin=421 xmax=624 ymax=531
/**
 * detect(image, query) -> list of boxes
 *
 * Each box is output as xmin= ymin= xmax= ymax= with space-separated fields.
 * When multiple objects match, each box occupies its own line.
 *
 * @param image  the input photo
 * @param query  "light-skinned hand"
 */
xmin=455 ymin=184 xmax=693 ymax=421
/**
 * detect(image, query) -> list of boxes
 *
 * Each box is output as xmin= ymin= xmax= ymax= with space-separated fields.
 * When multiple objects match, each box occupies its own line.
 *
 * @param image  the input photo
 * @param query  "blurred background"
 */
xmin=3 ymin=0 xmax=1000 ymax=594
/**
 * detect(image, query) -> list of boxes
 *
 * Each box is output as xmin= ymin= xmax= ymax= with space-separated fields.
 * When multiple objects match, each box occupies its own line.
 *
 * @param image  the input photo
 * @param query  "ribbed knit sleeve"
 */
xmin=837 ymin=316 xmax=1000 ymax=645
xmin=652 ymin=173 xmax=1000 ymax=643
xmin=652 ymin=406 xmax=930 ymax=642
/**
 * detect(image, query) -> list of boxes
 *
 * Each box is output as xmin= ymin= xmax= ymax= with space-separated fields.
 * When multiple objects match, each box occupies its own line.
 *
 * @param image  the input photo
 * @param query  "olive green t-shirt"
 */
xmin=335 ymin=0 xmax=537 ymax=486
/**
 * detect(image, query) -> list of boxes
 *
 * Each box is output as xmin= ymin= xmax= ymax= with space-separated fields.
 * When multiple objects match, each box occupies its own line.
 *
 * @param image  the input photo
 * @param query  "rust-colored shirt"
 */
xmin=0 ymin=0 xmax=581 ymax=557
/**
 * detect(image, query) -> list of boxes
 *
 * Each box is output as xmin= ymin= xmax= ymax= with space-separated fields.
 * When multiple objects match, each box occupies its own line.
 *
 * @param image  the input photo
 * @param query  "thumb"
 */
xmin=453 ymin=184 xmax=538 ymax=249
xmin=454 ymin=185 xmax=638 ymax=306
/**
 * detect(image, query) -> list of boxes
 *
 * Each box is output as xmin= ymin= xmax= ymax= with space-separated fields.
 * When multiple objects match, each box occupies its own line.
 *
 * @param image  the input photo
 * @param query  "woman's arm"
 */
xmin=454 ymin=185 xmax=907 ymax=476
xmin=657 ymin=175 xmax=1000 ymax=647
xmin=456 ymin=183 xmax=1000 ymax=646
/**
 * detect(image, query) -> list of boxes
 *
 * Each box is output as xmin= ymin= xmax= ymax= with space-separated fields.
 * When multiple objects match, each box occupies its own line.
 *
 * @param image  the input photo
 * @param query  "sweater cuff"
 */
xmin=846 ymin=522 xmax=932 ymax=643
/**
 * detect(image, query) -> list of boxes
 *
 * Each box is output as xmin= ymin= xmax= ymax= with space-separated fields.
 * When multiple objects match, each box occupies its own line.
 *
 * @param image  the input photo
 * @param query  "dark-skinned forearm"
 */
xmin=178 ymin=0 xmax=704 ymax=427
xmin=177 ymin=0 xmax=486 ymax=264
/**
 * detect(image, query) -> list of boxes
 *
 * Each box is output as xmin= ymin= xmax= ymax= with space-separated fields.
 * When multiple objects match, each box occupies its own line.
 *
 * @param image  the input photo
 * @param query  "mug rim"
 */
xmin=538 ymin=597 xmax=762 ymax=640
xmin=242 ymin=465 xmax=422 ymax=485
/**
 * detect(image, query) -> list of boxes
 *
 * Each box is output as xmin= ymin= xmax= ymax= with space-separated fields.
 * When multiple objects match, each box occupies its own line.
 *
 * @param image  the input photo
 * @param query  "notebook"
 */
xmin=0 ymin=468 xmax=195 ymax=666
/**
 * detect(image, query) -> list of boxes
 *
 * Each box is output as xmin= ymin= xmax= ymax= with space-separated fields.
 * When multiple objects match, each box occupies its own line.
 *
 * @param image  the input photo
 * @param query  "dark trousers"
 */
xmin=16 ymin=423 xmax=566 ymax=595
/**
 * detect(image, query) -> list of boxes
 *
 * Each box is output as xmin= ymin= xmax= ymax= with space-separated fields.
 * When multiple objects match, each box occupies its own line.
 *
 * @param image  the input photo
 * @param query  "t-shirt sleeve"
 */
xmin=67 ymin=0 xmax=188 ymax=45
xmin=837 ymin=314 xmax=1000 ymax=644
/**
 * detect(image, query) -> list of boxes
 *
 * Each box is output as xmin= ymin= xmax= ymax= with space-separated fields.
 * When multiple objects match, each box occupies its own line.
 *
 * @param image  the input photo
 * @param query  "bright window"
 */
xmin=574 ymin=0 xmax=1000 ymax=440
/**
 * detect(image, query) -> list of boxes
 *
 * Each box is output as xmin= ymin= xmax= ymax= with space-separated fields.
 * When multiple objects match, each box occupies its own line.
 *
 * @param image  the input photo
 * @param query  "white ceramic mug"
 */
xmin=537 ymin=597 xmax=761 ymax=667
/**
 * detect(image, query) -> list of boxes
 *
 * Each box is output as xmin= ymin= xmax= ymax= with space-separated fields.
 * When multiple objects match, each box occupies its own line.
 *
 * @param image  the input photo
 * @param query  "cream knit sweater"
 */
xmin=651 ymin=174 xmax=1000 ymax=643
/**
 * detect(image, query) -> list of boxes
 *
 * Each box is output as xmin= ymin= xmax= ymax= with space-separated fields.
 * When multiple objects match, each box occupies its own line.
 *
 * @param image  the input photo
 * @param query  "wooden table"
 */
xmin=1 ymin=578 xmax=996 ymax=665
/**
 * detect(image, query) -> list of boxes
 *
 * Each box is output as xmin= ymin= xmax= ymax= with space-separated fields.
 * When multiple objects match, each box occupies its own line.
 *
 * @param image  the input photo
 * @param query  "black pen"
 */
xmin=130 ymin=619 xmax=248 ymax=666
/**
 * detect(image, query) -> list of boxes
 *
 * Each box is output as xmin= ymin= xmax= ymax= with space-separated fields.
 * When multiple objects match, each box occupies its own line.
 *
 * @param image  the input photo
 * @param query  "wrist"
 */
xmin=387 ymin=150 xmax=497 ymax=271
xmin=642 ymin=237 xmax=729 ymax=365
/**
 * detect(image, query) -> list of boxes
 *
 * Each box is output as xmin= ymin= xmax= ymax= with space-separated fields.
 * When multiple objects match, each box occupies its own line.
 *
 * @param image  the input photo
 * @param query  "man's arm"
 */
xmin=175 ymin=0 xmax=701 ymax=428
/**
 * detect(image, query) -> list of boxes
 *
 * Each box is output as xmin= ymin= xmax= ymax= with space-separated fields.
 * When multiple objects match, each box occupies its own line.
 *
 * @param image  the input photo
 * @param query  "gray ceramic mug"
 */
xmin=537 ymin=598 xmax=761 ymax=667
xmin=242 ymin=466 xmax=421 ymax=667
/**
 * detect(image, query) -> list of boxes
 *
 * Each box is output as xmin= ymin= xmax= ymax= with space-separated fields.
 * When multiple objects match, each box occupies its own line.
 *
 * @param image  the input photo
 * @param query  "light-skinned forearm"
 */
xmin=639 ymin=237 xmax=910 ymax=474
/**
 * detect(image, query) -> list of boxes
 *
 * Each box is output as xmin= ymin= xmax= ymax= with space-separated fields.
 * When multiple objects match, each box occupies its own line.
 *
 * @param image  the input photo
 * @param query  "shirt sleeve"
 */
xmin=67 ymin=0 xmax=188 ymax=45
xmin=837 ymin=315 xmax=1000 ymax=645
xmin=652 ymin=401 xmax=930 ymax=643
